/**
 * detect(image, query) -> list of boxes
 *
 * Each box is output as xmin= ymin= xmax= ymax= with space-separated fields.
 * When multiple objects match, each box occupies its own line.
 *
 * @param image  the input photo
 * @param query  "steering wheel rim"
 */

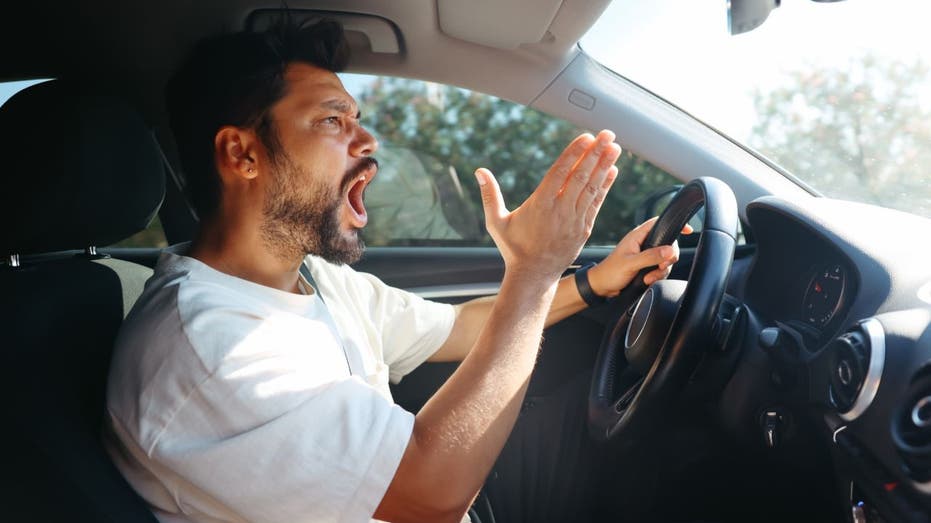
xmin=588 ymin=177 xmax=739 ymax=441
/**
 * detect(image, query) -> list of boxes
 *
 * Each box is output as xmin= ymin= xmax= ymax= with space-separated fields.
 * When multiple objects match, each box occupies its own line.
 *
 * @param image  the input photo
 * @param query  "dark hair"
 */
xmin=165 ymin=17 xmax=350 ymax=220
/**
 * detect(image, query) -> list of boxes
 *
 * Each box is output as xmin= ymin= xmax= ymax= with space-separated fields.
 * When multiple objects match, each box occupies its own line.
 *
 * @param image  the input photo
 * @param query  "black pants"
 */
xmin=477 ymin=371 xmax=646 ymax=523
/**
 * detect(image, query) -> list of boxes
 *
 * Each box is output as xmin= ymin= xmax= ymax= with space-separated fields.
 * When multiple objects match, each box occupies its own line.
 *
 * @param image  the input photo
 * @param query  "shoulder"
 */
xmin=108 ymin=254 xmax=272 ymax=430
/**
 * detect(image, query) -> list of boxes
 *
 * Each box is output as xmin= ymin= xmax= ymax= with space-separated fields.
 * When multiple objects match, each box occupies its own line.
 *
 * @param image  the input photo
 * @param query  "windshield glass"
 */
xmin=582 ymin=0 xmax=931 ymax=218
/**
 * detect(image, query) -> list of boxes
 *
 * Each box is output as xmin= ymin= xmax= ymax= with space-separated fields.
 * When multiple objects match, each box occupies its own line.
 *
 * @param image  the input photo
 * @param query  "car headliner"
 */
xmin=0 ymin=0 xmax=610 ymax=122
xmin=1 ymin=0 xmax=812 ymax=212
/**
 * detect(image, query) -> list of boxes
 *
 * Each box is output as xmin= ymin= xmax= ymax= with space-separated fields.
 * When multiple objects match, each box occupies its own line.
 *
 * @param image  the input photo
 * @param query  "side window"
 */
xmin=1 ymin=79 xmax=168 ymax=249
xmin=344 ymin=74 xmax=680 ymax=247
xmin=111 ymin=217 xmax=168 ymax=248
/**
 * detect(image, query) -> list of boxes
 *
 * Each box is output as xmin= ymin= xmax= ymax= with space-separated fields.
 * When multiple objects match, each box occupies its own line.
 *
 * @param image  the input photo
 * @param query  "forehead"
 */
xmin=277 ymin=62 xmax=357 ymax=114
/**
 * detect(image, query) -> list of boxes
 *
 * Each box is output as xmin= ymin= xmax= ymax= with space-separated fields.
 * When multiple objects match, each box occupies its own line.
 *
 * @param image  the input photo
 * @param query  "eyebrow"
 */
xmin=321 ymin=99 xmax=361 ymax=119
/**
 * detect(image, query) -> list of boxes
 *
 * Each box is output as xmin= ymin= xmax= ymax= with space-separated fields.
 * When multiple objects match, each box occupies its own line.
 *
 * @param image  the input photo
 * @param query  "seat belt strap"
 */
xmin=298 ymin=260 xmax=324 ymax=303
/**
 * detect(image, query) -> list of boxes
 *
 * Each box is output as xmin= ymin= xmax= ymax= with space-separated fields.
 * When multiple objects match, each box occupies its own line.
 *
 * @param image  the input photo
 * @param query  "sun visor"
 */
xmin=437 ymin=0 xmax=563 ymax=49
xmin=246 ymin=10 xmax=401 ymax=54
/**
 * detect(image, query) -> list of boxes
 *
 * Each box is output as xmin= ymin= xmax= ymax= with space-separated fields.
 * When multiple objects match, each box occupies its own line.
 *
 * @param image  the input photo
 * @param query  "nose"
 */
xmin=350 ymin=123 xmax=378 ymax=157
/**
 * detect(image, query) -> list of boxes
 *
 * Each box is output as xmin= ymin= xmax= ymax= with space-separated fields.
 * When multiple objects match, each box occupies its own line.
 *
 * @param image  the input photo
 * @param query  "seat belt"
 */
xmin=298 ymin=259 xmax=358 ymax=376
xmin=298 ymin=260 xmax=324 ymax=303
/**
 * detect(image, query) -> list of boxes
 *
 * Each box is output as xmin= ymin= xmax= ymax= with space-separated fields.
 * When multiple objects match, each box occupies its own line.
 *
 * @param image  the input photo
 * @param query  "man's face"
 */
xmin=258 ymin=62 xmax=378 ymax=265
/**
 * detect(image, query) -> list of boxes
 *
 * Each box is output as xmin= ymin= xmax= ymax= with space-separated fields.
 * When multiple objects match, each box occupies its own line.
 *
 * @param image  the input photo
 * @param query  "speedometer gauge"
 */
xmin=803 ymin=264 xmax=846 ymax=327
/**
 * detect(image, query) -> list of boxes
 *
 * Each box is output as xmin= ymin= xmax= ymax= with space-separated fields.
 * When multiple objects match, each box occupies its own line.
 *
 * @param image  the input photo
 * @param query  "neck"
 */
xmin=187 ymin=210 xmax=304 ymax=294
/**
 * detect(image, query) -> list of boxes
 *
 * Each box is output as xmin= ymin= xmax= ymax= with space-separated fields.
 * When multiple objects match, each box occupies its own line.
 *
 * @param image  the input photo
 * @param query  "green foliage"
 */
xmin=356 ymin=78 xmax=679 ymax=246
xmin=750 ymin=56 xmax=931 ymax=217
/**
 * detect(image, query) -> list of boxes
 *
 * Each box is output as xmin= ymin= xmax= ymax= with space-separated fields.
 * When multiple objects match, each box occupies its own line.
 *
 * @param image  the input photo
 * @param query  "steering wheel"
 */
xmin=588 ymin=177 xmax=738 ymax=441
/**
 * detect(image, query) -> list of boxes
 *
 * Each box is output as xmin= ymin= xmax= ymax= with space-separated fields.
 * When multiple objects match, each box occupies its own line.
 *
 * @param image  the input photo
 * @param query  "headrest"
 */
xmin=0 ymin=80 xmax=166 ymax=255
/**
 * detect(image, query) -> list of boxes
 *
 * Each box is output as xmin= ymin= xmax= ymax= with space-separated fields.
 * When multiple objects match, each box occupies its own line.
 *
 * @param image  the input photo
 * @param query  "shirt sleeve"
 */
xmin=353 ymin=271 xmax=456 ymax=383
xmin=148 ymin=316 xmax=414 ymax=523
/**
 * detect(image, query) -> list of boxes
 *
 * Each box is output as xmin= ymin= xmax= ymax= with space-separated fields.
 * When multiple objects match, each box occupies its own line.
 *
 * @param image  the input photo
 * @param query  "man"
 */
xmin=105 ymin=18 xmax=682 ymax=523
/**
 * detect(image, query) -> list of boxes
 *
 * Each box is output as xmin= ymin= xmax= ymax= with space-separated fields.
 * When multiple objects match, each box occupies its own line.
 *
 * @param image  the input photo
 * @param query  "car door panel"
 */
xmin=355 ymin=245 xmax=707 ymax=413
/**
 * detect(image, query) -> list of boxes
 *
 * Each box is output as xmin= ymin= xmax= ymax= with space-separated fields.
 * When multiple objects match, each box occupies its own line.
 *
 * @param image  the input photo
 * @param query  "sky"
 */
xmin=579 ymin=0 xmax=931 ymax=142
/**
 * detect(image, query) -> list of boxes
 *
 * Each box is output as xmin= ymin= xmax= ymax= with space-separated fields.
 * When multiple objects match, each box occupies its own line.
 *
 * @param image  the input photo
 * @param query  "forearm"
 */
xmin=375 ymin=270 xmax=558 ymax=521
xmin=545 ymin=271 xmax=591 ymax=326
xmin=429 ymin=272 xmax=589 ymax=362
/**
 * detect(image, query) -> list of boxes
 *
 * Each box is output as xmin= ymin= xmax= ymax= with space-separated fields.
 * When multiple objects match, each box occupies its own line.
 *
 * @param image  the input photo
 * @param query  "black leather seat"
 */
xmin=0 ymin=80 xmax=164 ymax=522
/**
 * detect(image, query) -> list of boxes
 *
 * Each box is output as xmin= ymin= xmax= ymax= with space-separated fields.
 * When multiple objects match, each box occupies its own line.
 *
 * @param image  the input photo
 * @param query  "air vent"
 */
xmin=893 ymin=369 xmax=931 ymax=481
xmin=828 ymin=319 xmax=885 ymax=421
xmin=829 ymin=331 xmax=869 ymax=412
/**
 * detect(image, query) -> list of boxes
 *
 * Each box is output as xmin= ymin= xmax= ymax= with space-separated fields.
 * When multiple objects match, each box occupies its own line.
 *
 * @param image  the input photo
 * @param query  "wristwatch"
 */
xmin=574 ymin=262 xmax=607 ymax=307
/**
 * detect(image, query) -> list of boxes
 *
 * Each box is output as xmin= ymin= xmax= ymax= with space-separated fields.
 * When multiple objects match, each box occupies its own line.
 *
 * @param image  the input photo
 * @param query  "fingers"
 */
xmin=584 ymin=165 xmax=619 ymax=228
xmin=643 ymin=266 xmax=672 ymax=286
xmin=575 ymin=140 xmax=622 ymax=212
xmin=474 ymin=168 xmax=507 ymax=232
xmin=536 ymin=133 xmax=596 ymax=197
xmin=562 ymin=131 xmax=621 ymax=207
xmin=630 ymin=242 xmax=681 ymax=284
xmin=627 ymin=216 xmax=660 ymax=247
xmin=626 ymin=216 xmax=693 ymax=251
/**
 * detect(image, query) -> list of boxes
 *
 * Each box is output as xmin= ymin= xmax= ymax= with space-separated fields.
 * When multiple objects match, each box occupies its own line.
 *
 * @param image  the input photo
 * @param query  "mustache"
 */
xmin=341 ymin=157 xmax=379 ymax=192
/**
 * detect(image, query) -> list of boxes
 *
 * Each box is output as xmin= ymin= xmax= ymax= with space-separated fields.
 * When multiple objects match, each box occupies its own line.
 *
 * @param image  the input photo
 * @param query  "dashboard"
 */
xmin=802 ymin=263 xmax=848 ymax=329
xmin=725 ymin=196 xmax=931 ymax=522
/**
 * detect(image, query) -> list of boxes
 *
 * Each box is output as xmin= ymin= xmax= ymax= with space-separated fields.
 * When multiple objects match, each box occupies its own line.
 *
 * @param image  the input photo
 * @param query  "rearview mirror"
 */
xmin=727 ymin=0 xmax=780 ymax=36
xmin=728 ymin=0 xmax=847 ymax=35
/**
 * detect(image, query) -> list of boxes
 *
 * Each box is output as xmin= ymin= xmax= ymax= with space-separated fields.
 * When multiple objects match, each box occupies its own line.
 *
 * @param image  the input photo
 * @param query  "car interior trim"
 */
xmin=531 ymin=51 xmax=813 ymax=221
xmin=409 ymin=282 xmax=500 ymax=299
xmin=840 ymin=318 xmax=886 ymax=422
xmin=247 ymin=10 xmax=402 ymax=54
xmin=918 ymin=280 xmax=931 ymax=305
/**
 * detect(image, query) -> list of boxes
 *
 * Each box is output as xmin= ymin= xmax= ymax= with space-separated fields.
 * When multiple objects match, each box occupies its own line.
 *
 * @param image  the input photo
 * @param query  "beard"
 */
xmin=260 ymin=151 xmax=373 ymax=266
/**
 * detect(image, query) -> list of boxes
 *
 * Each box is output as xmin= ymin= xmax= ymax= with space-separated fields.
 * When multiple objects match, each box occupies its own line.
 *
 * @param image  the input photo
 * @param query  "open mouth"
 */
xmin=344 ymin=163 xmax=377 ymax=228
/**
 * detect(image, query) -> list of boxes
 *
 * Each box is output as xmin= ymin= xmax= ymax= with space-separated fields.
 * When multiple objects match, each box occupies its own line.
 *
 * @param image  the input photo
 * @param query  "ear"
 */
xmin=214 ymin=126 xmax=260 ymax=181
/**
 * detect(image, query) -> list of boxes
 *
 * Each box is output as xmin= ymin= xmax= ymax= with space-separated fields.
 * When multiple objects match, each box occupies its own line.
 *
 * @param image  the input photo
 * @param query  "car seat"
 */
xmin=0 ymin=79 xmax=164 ymax=522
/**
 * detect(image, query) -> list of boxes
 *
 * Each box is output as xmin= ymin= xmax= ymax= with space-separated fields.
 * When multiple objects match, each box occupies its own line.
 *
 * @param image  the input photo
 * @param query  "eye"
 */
xmin=322 ymin=116 xmax=340 ymax=126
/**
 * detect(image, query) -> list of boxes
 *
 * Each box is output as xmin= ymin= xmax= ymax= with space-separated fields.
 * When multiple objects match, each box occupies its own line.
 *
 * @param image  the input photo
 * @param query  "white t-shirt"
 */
xmin=105 ymin=246 xmax=456 ymax=523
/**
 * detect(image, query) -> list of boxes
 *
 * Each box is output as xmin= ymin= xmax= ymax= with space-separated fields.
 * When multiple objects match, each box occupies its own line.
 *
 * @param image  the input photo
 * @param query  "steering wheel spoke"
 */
xmin=613 ymin=376 xmax=644 ymax=414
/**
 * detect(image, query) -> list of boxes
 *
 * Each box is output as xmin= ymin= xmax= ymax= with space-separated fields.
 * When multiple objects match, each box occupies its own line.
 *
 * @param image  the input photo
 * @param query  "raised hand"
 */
xmin=474 ymin=130 xmax=622 ymax=282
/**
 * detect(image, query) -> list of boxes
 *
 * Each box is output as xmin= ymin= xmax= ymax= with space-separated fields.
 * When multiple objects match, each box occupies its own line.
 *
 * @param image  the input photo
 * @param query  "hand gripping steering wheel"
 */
xmin=588 ymin=177 xmax=738 ymax=440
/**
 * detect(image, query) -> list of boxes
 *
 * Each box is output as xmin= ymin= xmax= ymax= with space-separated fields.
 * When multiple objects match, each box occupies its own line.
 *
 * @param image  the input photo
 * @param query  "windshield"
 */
xmin=582 ymin=0 xmax=931 ymax=218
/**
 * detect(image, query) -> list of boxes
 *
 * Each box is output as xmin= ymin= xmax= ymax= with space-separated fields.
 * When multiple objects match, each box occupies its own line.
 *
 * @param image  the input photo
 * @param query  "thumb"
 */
xmin=475 ymin=168 xmax=507 ymax=226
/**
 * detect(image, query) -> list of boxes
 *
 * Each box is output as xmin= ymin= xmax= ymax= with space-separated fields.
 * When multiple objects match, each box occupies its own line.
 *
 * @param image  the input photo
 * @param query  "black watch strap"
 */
xmin=574 ymin=262 xmax=607 ymax=307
